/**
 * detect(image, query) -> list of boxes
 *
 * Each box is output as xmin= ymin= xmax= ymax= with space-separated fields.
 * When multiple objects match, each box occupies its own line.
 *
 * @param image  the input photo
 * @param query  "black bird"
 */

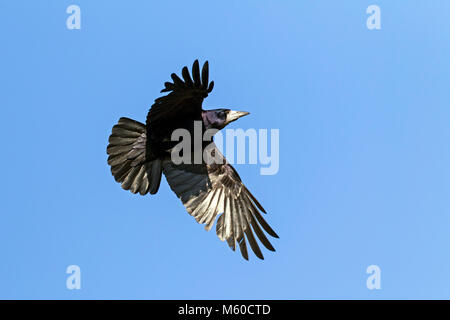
xmin=107 ymin=60 xmax=278 ymax=260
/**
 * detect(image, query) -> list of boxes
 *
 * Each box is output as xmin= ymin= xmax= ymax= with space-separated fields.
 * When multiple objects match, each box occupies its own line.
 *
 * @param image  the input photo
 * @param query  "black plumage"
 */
xmin=107 ymin=60 xmax=278 ymax=260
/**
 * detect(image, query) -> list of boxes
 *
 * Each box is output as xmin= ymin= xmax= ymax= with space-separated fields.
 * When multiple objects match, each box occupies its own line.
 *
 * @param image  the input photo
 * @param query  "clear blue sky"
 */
xmin=1 ymin=1 xmax=449 ymax=299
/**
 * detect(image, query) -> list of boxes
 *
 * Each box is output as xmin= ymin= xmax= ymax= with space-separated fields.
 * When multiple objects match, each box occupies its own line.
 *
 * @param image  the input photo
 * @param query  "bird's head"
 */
xmin=202 ymin=109 xmax=250 ymax=130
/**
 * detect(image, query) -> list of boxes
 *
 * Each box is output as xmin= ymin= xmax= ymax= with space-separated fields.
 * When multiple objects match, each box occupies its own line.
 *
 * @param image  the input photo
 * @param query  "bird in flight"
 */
xmin=106 ymin=60 xmax=278 ymax=260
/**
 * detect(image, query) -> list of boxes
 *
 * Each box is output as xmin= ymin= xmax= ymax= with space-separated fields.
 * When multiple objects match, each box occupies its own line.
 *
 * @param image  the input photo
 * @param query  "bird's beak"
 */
xmin=226 ymin=110 xmax=250 ymax=124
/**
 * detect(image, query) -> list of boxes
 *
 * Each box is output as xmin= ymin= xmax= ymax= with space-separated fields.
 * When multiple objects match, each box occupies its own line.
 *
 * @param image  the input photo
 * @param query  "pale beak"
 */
xmin=226 ymin=110 xmax=250 ymax=124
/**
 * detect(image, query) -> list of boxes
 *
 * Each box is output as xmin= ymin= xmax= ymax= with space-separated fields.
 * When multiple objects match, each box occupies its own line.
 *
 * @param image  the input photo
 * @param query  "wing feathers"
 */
xmin=248 ymin=211 xmax=275 ymax=251
xmin=192 ymin=60 xmax=201 ymax=87
xmin=207 ymin=81 xmax=214 ymax=93
xmin=248 ymin=200 xmax=279 ymax=238
xmin=238 ymin=236 xmax=249 ymax=260
xmin=201 ymin=61 xmax=209 ymax=89
xmin=148 ymin=60 xmax=214 ymax=126
xmin=242 ymin=212 xmax=264 ymax=260
xmin=170 ymin=73 xmax=185 ymax=87
xmin=181 ymin=66 xmax=193 ymax=86
xmin=162 ymin=145 xmax=278 ymax=260
xmin=244 ymin=185 xmax=267 ymax=213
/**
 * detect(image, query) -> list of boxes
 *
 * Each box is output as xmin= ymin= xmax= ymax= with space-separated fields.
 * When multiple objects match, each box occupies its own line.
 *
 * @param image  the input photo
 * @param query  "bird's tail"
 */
xmin=107 ymin=117 xmax=162 ymax=195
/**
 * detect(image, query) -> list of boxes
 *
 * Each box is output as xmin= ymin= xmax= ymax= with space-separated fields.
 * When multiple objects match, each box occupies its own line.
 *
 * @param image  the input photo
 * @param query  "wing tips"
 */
xmin=181 ymin=66 xmax=193 ymax=86
xmin=159 ymin=60 xmax=214 ymax=94
xmin=201 ymin=61 xmax=209 ymax=89
xmin=238 ymin=237 xmax=249 ymax=260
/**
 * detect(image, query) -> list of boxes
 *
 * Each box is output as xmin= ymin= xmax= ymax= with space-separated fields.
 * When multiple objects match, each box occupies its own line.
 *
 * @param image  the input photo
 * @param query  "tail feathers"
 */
xmin=107 ymin=117 xmax=162 ymax=195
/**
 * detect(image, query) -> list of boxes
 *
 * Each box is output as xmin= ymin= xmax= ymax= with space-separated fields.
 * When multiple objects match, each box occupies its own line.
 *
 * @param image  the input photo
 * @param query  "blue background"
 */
xmin=1 ymin=1 xmax=449 ymax=299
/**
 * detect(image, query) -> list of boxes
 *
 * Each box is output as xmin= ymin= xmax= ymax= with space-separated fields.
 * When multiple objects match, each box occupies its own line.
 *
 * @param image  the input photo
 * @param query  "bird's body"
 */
xmin=107 ymin=60 xmax=278 ymax=260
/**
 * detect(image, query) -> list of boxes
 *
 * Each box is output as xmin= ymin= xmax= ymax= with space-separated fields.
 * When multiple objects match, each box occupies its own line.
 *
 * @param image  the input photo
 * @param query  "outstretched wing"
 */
xmin=162 ymin=144 xmax=279 ymax=260
xmin=146 ymin=60 xmax=214 ymax=126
